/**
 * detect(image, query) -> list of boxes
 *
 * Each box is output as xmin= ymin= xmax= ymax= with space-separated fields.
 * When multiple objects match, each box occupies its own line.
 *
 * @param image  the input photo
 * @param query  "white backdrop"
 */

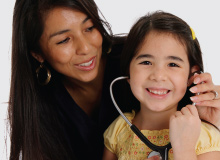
xmin=1 ymin=0 xmax=220 ymax=159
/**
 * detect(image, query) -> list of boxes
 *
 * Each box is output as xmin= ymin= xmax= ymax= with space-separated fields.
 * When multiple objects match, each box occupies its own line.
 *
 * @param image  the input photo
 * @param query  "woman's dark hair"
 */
xmin=120 ymin=11 xmax=203 ymax=111
xmin=9 ymin=0 xmax=113 ymax=159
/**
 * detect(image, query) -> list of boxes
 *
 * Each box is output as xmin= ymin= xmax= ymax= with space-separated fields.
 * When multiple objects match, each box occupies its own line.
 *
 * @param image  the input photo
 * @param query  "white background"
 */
xmin=1 ymin=0 xmax=220 ymax=159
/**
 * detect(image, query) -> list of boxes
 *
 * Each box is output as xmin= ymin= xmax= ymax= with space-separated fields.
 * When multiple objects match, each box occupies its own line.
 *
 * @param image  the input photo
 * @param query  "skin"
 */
xmin=103 ymin=31 xmax=220 ymax=160
xmin=129 ymin=31 xmax=192 ymax=131
xmin=32 ymin=7 xmax=105 ymax=116
xmin=29 ymin=7 xmax=220 ymax=159
xmin=189 ymin=74 xmax=220 ymax=130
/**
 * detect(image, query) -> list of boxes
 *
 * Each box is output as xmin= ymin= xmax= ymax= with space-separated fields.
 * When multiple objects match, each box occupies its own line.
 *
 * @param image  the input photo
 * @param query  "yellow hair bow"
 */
xmin=190 ymin=27 xmax=196 ymax=40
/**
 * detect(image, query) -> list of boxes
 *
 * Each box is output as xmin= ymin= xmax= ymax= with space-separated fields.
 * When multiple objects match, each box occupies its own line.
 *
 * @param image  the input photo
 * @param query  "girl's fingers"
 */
xmin=180 ymin=106 xmax=191 ymax=115
xmin=185 ymin=105 xmax=199 ymax=116
xmin=174 ymin=111 xmax=183 ymax=117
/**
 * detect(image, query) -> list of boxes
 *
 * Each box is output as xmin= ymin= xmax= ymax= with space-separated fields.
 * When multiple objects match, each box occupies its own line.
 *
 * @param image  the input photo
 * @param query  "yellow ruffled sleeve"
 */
xmin=196 ymin=122 xmax=220 ymax=155
xmin=103 ymin=112 xmax=134 ymax=154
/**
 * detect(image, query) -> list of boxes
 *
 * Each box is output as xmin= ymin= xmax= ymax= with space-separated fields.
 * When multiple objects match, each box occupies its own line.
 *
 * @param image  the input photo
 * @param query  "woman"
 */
xmin=9 ymin=0 xmax=220 ymax=159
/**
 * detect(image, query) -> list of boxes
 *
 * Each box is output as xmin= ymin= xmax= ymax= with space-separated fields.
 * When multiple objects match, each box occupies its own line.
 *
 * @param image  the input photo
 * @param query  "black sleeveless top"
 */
xmin=52 ymin=43 xmax=125 ymax=160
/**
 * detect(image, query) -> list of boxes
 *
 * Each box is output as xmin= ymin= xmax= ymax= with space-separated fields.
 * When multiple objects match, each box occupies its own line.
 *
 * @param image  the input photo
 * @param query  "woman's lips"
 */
xmin=75 ymin=56 xmax=96 ymax=71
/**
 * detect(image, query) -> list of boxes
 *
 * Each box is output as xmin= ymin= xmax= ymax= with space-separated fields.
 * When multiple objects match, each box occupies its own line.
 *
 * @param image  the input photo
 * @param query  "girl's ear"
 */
xmin=187 ymin=65 xmax=200 ymax=87
xmin=190 ymin=65 xmax=200 ymax=74
xmin=31 ymin=52 xmax=44 ymax=63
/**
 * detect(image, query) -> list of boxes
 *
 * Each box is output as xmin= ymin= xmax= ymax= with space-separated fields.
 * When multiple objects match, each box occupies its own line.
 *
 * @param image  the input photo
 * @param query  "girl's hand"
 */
xmin=169 ymin=105 xmax=201 ymax=159
xmin=143 ymin=155 xmax=160 ymax=160
xmin=189 ymin=72 xmax=220 ymax=129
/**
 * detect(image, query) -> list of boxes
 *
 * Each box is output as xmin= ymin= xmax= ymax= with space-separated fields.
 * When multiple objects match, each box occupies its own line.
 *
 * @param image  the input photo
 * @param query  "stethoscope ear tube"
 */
xmin=110 ymin=76 xmax=172 ymax=160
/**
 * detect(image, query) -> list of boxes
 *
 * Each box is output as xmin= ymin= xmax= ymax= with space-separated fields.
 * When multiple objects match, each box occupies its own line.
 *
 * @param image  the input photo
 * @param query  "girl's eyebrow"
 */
xmin=49 ymin=16 xmax=90 ymax=39
xmin=135 ymin=54 xmax=153 ymax=60
xmin=167 ymin=56 xmax=184 ymax=62
xmin=136 ymin=54 xmax=184 ymax=62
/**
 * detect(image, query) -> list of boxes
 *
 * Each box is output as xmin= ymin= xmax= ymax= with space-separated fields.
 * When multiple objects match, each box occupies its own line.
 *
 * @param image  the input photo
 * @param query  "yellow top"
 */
xmin=104 ymin=111 xmax=220 ymax=160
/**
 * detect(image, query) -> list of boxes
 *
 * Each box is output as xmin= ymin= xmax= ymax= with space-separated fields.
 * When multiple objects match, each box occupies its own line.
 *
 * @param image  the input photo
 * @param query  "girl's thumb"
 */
xmin=146 ymin=155 xmax=160 ymax=160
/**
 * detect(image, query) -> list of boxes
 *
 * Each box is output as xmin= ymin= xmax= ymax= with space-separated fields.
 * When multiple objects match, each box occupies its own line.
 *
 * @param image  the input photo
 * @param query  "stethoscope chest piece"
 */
xmin=148 ymin=151 xmax=162 ymax=160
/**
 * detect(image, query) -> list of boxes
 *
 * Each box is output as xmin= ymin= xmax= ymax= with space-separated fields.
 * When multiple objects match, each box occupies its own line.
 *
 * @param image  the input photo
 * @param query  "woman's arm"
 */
xmin=189 ymin=72 xmax=220 ymax=129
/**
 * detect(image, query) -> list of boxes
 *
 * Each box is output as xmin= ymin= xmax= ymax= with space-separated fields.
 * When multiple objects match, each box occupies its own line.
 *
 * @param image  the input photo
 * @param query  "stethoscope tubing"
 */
xmin=110 ymin=76 xmax=172 ymax=160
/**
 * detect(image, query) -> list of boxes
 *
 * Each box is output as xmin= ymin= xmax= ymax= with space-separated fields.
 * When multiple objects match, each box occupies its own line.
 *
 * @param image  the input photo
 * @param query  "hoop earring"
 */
xmin=36 ymin=63 xmax=51 ymax=85
xmin=107 ymin=47 xmax=112 ymax=54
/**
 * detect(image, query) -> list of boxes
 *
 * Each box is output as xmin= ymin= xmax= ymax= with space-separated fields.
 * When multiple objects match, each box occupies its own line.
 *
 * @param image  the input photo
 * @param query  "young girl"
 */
xmin=103 ymin=11 xmax=220 ymax=160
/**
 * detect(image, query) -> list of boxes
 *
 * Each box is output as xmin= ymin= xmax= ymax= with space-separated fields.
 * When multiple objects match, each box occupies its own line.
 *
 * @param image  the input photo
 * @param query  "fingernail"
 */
xmin=190 ymin=96 xmax=198 ymax=101
xmin=194 ymin=73 xmax=199 ymax=76
xmin=189 ymin=87 xmax=197 ymax=93
xmin=194 ymin=78 xmax=200 ymax=84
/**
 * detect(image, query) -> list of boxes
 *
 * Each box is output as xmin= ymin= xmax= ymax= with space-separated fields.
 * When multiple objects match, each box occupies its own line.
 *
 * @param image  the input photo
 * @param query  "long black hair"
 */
xmin=121 ymin=11 xmax=203 ymax=111
xmin=9 ymin=0 xmax=113 ymax=159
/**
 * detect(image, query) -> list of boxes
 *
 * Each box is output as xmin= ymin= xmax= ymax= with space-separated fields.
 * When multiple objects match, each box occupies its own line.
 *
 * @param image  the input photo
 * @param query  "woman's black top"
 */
xmin=51 ymin=43 xmax=126 ymax=160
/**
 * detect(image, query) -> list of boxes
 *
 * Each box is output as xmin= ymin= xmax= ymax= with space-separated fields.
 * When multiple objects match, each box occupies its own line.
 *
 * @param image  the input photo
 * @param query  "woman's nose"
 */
xmin=75 ymin=36 xmax=90 ymax=55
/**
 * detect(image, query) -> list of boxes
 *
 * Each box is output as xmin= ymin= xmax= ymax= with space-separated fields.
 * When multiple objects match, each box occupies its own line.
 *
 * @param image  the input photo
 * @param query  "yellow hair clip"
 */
xmin=190 ymin=27 xmax=196 ymax=40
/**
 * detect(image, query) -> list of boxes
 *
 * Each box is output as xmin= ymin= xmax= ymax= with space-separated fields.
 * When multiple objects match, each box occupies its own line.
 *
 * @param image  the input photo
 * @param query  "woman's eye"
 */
xmin=86 ymin=26 xmax=95 ymax=32
xmin=139 ymin=61 xmax=152 ymax=65
xmin=168 ymin=63 xmax=179 ymax=67
xmin=56 ymin=37 xmax=70 ymax=45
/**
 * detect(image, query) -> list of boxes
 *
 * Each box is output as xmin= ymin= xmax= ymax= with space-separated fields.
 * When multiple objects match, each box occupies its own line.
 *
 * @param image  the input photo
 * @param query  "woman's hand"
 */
xmin=169 ymin=105 xmax=201 ymax=159
xmin=189 ymin=72 xmax=220 ymax=129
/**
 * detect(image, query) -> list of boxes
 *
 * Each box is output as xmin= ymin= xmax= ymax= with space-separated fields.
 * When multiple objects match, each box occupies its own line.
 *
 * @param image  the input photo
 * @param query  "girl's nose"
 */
xmin=149 ymin=67 xmax=167 ymax=82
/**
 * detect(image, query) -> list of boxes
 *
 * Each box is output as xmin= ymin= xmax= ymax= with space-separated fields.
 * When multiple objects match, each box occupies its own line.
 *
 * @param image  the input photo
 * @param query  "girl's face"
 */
xmin=33 ymin=7 xmax=103 ymax=83
xmin=129 ymin=31 xmax=195 ymax=112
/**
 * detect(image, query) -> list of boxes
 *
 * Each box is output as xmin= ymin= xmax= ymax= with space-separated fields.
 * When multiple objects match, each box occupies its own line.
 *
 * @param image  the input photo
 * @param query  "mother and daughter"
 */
xmin=103 ymin=11 xmax=220 ymax=160
xmin=9 ymin=0 xmax=220 ymax=159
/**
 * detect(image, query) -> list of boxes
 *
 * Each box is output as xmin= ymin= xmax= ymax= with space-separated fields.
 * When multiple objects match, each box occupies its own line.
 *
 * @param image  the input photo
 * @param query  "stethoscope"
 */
xmin=110 ymin=76 xmax=172 ymax=160
xmin=110 ymin=72 xmax=201 ymax=160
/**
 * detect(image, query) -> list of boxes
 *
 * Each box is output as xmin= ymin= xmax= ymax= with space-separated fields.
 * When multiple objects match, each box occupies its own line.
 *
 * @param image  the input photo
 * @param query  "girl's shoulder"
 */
xmin=103 ymin=111 xmax=134 ymax=153
xmin=196 ymin=122 xmax=220 ymax=155
xmin=104 ymin=111 xmax=135 ymax=136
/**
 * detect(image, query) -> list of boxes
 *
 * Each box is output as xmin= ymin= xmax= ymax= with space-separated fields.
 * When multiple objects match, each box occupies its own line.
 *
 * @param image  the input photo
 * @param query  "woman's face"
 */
xmin=35 ymin=7 xmax=103 ymax=83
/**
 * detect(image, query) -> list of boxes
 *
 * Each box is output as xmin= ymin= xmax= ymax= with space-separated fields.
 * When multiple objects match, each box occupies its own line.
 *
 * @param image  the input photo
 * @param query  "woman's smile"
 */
xmin=75 ymin=56 xmax=96 ymax=71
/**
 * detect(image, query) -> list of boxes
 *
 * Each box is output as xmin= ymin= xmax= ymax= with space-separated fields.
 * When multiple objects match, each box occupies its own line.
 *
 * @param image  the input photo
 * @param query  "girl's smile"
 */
xmin=146 ymin=88 xmax=170 ymax=99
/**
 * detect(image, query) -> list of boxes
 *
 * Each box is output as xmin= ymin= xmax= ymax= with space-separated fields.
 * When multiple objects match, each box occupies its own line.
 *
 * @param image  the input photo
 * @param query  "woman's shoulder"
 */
xmin=196 ymin=122 xmax=220 ymax=155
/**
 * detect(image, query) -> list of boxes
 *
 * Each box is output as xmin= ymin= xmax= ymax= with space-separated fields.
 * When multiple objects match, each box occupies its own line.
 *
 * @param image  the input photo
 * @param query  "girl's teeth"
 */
xmin=79 ymin=59 xmax=93 ymax=67
xmin=149 ymin=89 xmax=168 ymax=95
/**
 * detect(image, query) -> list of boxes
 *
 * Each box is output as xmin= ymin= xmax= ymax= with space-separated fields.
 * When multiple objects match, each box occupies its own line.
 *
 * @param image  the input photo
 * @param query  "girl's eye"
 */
xmin=139 ymin=61 xmax=152 ymax=65
xmin=168 ymin=63 xmax=179 ymax=67
xmin=86 ymin=26 xmax=95 ymax=32
xmin=57 ymin=37 xmax=70 ymax=45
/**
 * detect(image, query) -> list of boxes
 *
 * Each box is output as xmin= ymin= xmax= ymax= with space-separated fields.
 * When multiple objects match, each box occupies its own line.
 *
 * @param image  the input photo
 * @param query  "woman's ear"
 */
xmin=31 ymin=52 xmax=44 ymax=63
